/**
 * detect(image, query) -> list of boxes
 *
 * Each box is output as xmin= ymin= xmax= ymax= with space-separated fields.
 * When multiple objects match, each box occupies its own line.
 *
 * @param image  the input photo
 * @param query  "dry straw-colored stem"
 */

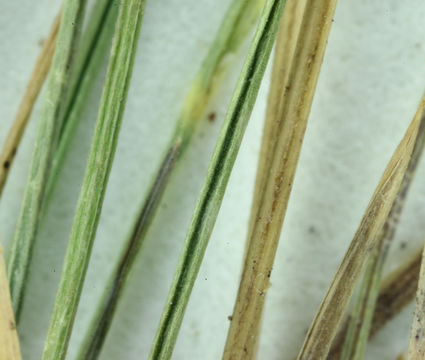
xmin=408 ymin=258 xmax=425 ymax=359
xmin=298 ymin=99 xmax=425 ymax=359
xmin=342 ymin=96 xmax=425 ymax=360
xmin=223 ymin=1 xmax=338 ymax=359
xmin=0 ymin=245 xmax=21 ymax=360
xmin=408 ymin=223 xmax=425 ymax=356
xmin=329 ymin=248 xmax=422 ymax=358
xmin=0 ymin=12 xmax=60 ymax=198
xmin=373 ymin=249 xmax=421 ymax=336
xmin=242 ymin=1 xmax=306 ymax=357
xmin=246 ymin=0 xmax=306 ymax=245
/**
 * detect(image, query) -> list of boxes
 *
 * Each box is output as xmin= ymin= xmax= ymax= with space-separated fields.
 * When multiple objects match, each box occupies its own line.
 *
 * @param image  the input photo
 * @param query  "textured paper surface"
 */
xmin=1 ymin=1 xmax=425 ymax=359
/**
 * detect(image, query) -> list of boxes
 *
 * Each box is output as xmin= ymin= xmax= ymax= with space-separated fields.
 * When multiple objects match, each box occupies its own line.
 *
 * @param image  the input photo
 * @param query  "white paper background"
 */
xmin=1 ymin=0 xmax=425 ymax=359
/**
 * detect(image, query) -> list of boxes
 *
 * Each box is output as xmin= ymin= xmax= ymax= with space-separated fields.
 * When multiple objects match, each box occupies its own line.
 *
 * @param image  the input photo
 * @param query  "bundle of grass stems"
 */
xmin=1 ymin=0 xmax=425 ymax=359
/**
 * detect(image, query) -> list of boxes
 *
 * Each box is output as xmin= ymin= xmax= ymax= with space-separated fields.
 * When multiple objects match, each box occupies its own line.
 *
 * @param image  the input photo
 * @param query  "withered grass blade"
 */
xmin=341 ymin=97 xmax=425 ymax=360
xmin=329 ymin=248 xmax=422 ymax=358
xmin=298 ymin=99 xmax=425 ymax=360
xmin=0 ymin=11 xmax=60 ymax=198
xmin=223 ymin=1 xmax=338 ymax=358
xmin=0 ymin=245 xmax=21 ymax=360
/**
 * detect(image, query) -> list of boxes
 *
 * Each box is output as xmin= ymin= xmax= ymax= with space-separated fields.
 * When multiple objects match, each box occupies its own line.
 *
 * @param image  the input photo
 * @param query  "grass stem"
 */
xmin=298 ymin=98 xmax=425 ymax=360
xmin=329 ymin=248 xmax=422 ymax=358
xmin=41 ymin=1 xmax=146 ymax=359
xmin=148 ymin=0 xmax=287 ymax=358
xmin=6 ymin=0 xmax=87 ymax=321
xmin=0 ymin=11 xmax=60 ymax=198
xmin=45 ymin=0 xmax=119 ymax=206
xmin=241 ymin=1 xmax=307 ymax=356
xmin=341 ymin=97 xmax=425 ymax=360
xmin=0 ymin=245 xmax=21 ymax=360
xmin=76 ymin=1 xmax=265 ymax=358
xmin=246 ymin=0 xmax=306 ymax=245
xmin=223 ymin=1 xmax=338 ymax=358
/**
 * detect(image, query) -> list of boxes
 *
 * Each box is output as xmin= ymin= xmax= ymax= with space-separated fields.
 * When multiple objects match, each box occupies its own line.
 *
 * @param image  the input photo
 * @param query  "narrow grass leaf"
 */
xmin=342 ymin=97 xmax=425 ymax=360
xmin=6 ymin=0 xmax=87 ymax=320
xmin=298 ymin=102 xmax=425 ymax=360
xmin=45 ymin=0 xmax=119 ymax=206
xmin=41 ymin=1 xmax=146 ymax=359
xmin=223 ymin=1 xmax=338 ymax=359
xmin=0 ymin=12 xmax=60 ymax=198
xmin=76 ymin=1 xmax=265 ymax=359
xmin=149 ymin=0 xmax=287 ymax=358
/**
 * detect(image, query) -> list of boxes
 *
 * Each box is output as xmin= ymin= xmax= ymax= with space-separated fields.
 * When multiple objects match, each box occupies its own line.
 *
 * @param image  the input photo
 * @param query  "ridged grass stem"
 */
xmin=76 ymin=1 xmax=265 ymax=359
xmin=45 ymin=0 xmax=119 ymax=205
xmin=298 ymin=99 xmax=425 ymax=360
xmin=223 ymin=1 xmax=338 ymax=358
xmin=0 ymin=12 xmax=60 ymax=198
xmin=329 ymin=248 xmax=422 ymax=358
xmin=0 ymin=245 xmax=21 ymax=360
xmin=6 ymin=0 xmax=87 ymax=321
xmin=241 ymin=0 xmax=307 ymax=356
xmin=342 ymin=97 xmax=425 ymax=360
xmin=41 ymin=1 xmax=146 ymax=359
xmin=149 ymin=0 xmax=287 ymax=358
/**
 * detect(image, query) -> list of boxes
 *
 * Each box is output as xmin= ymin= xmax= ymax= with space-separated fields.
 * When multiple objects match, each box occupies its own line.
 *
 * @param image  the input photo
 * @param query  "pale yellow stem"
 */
xmin=329 ymin=248 xmax=422 ymax=358
xmin=223 ymin=1 xmax=338 ymax=359
xmin=246 ymin=0 xmax=307 ymax=244
xmin=299 ymin=98 xmax=425 ymax=359
xmin=0 ymin=11 xmax=60 ymax=197
xmin=408 ymin=238 xmax=425 ymax=359
xmin=0 ymin=245 xmax=21 ymax=360
xmin=243 ymin=1 xmax=307 ymax=358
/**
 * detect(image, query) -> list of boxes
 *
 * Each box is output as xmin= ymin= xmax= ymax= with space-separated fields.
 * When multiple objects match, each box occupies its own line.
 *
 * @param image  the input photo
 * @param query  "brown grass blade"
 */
xmin=408 ymin=239 xmax=425 ymax=355
xmin=341 ymin=96 xmax=425 ymax=359
xmin=246 ymin=0 xmax=307 ymax=244
xmin=0 ymin=245 xmax=21 ymax=360
xmin=373 ymin=249 xmax=421 ymax=336
xmin=297 ymin=99 xmax=425 ymax=360
xmin=223 ymin=1 xmax=338 ymax=359
xmin=243 ymin=1 xmax=307 ymax=358
xmin=0 ymin=11 xmax=60 ymax=198
xmin=329 ymin=248 xmax=422 ymax=358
